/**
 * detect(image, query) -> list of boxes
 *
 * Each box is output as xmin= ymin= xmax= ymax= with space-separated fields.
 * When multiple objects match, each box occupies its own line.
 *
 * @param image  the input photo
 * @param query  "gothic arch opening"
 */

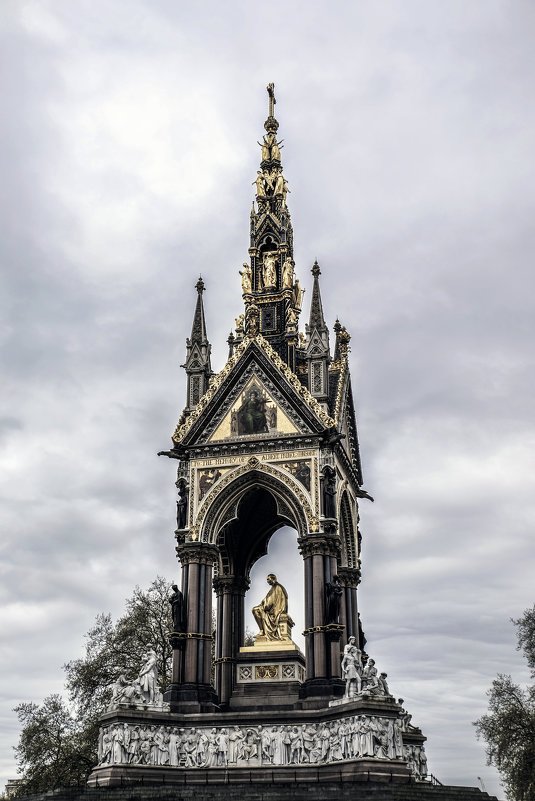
xmin=247 ymin=525 xmax=304 ymax=651
xmin=216 ymin=486 xmax=291 ymax=580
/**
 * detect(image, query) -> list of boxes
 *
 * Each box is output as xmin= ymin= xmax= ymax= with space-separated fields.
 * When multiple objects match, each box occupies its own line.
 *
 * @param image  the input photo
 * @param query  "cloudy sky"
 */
xmin=2 ymin=1 xmax=535 ymax=796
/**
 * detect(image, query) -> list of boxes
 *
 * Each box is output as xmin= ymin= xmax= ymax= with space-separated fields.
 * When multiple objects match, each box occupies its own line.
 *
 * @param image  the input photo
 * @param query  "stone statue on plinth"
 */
xmin=107 ymin=648 xmax=165 ymax=710
xmin=252 ymin=574 xmax=291 ymax=642
xmin=341 ymin=636 xmax=363 ymax=698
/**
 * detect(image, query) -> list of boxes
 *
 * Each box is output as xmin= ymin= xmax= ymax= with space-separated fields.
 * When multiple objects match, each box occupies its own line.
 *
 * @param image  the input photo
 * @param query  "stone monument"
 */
xmin=85 ymin=85 xmax=498 ymax=801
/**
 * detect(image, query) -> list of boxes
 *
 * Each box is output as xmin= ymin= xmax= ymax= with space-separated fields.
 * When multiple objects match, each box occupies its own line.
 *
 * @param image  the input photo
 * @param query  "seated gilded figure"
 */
xmin=252 ymin=574 xmax=290 ymax=641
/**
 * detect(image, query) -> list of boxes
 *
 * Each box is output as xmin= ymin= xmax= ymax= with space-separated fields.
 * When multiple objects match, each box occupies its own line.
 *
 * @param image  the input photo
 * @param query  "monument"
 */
xmin=85 ymin=86 xmax=497 ymax=801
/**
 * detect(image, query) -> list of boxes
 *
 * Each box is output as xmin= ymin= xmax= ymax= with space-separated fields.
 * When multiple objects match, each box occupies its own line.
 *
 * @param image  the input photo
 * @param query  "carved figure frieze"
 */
xmin=97 ymin=713 xmax=427 ymax=778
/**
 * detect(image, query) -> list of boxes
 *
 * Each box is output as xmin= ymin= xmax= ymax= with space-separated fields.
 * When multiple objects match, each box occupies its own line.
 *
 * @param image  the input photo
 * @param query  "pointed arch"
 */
xmin=195 ymin=459 xmax=313 ymax=546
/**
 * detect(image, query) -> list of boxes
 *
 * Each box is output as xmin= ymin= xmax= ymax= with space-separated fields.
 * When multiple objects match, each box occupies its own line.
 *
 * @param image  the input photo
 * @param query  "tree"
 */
xmin=474 ymin=605 xmax=535 ymax=801
xmin=13 ymin=695 xmax=95 ymax=793
xmin=13 ymin=577 xmax=174 ymax=795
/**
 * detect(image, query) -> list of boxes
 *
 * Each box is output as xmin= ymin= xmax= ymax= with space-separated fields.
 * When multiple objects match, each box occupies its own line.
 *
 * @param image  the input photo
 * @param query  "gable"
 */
xmin=208 ymin=375 xmax=300 ymax=441
xmin=173 ymin=334 xmax=335 ymax=446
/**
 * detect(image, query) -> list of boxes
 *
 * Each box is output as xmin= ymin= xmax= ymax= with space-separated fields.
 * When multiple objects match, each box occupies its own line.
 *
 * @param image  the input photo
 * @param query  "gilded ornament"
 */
xmin=172 ymin=333 xmax=335 ymax=444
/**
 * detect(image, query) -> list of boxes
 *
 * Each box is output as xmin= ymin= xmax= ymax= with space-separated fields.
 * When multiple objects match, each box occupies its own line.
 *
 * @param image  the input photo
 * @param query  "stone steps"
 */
xmin=17 ymin=781 xmax=500 ymax=801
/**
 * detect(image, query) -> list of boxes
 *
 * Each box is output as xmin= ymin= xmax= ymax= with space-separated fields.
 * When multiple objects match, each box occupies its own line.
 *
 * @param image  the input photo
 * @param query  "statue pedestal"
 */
xmin=229 ymin=639 xmax=306 ymax=711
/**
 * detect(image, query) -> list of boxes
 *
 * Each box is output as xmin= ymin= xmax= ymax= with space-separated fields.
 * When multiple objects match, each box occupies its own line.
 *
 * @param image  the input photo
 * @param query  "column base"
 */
xmin=163 ymin=682 xmax=219 ymax=713
xmin=298 ymin=677 xmax=344 ymax=708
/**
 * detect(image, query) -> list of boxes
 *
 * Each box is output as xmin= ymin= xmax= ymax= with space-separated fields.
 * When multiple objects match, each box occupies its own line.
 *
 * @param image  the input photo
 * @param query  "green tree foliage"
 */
xmin=13 ymin=695 xmax=95 ymax=793
xmin=474 ymin=605 xmax=535 ymax=801
xmin=13 ymin=577 xmax=173 ymax=795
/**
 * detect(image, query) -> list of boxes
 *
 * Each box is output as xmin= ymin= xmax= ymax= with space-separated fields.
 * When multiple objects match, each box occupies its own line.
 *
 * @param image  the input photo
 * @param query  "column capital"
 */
xmin=213 ymin=574 xmax=250 ymax=595
xmin=338 ymin=566 xmax=361 ymax=587
xmin=176 ymin=541 xmax=219 ymax=565
xmin=297 ymin=533 xmax=341 ymax=559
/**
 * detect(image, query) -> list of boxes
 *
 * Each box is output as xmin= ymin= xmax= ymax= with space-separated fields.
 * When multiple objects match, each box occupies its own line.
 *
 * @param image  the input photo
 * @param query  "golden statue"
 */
xmin=293 ymin=279 xmax=304 ymax=309
xmin=252 ymin=574 xmax=288 ymax=640
xmin=240 ymin=263 xmax=252 ymax=293
xmin=263 ymin=254 xmax=277 ymax=288
xmin=282 ymin=177 xmax=290 ymax=207
xmin=274 ymin=168 xmax=284 ymax=195
xmin=253 ymin=171 xmax=266 ymax=197
xmin=282 ymin=257 xmax=294 ymax=288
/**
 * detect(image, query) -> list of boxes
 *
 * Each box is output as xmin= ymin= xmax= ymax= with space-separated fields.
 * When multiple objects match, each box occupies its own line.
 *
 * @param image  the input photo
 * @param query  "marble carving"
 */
xmin=107 ymin=650 xmax=168 ymax=711
xmin=97 ymin=714 xmax=427 ymax=780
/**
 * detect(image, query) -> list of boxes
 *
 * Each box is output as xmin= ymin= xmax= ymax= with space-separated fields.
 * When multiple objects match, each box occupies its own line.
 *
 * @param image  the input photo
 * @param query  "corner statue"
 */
xmin=252 ymin=574 xmax=288 ymax=640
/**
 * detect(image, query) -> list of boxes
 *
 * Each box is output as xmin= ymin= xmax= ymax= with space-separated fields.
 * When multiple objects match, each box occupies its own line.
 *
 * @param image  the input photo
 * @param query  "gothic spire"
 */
xmin=183 ymin=277 xmax=211 ymax=411
xmin=307 ymin=260 xmax=329 ymax=337
xmin=244 ymin=84 xmax=297 ymax=370
xmin=190 ymin=276 xmax=209 ymax=346
xmin=304 ymin=261 xmax=330 ymax=400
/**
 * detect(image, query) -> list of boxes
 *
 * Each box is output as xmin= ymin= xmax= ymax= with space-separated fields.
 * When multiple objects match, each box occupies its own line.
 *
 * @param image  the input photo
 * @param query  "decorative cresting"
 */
xmin=332 ymin=353 xmax=349 ymax=426
xmin=339 ymin=489 xmax=358 ymax=570
xmin=172 ymin=333 xmax=335 ymax=445
xmin=190 ymin=457 xmax=316 ymax=542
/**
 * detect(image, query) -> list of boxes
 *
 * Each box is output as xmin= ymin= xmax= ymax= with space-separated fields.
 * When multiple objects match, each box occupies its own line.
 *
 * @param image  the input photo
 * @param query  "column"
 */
xmin=170 ymin=541 xmax=219 ymax=711
xmin=298 ymin=533 xmax=343 ymax=698
xmin=213 ymin=574 xmax=249 ymax=707
xmin=338 ymin=566 xmax=361 ymax=649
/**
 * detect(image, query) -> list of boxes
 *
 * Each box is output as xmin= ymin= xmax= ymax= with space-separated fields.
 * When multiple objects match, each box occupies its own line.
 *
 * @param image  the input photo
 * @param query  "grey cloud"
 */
xmin=2 ymin=2 xmax=535 ymax=797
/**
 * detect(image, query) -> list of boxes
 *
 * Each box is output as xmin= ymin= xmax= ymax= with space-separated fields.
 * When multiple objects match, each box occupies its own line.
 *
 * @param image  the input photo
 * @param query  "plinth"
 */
xmin=231 ymin=632 xmax=306 ymax=710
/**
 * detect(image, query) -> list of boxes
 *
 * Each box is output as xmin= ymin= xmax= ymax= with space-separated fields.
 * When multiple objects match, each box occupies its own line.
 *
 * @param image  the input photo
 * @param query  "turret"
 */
xmin=304 ymin=261 xmax=330 ymax=405
xmin=182 ymin=277 xmax=212 ymax=412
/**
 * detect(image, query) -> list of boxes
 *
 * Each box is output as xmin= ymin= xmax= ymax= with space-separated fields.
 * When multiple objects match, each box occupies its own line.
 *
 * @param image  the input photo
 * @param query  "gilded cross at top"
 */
xmin=267 ymin=83 xmax=276 ymax=117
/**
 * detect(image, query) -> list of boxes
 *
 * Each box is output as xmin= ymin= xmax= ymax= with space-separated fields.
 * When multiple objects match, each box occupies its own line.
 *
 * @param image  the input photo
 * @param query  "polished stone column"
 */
xmin=213 ymin=574 xmax=250 ymax=707
xmin=298 ymin=533 xmax=343 ymax=700
xmin=166 ymin=541 xmax=219 ymax=712
xmin=338 ymin=566 xmax=361 ymax=649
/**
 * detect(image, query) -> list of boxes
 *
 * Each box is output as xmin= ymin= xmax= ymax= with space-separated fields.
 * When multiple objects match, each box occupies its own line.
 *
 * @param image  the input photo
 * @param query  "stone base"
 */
xmin=228 ymin=644 xmax=306 ymax=710
xmin=22 ymin=781 xmax=500 ymax=801
xmin=88 ymin=695 xmax=429 ymax=790
xmin=299 ymin=677 xmax=345 ymax=708
xmin=89 ymin=759 xmax=412 ymax=788
xmin=162 ymin=682 xmax=218 ymax=713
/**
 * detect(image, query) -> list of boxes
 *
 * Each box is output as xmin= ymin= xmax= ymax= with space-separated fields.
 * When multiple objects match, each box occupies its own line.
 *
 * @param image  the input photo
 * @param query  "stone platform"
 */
xmin=88 ymin=695 xmax=427 ymax=789
xmin=17 ymin=781 xmax=500 ymax=801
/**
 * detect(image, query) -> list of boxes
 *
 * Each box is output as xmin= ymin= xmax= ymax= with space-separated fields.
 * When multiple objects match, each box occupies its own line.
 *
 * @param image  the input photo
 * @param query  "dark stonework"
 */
xmin=84 ymin=86 xmax=488 ymax=801
xmin=325 ymin=575 xmax=343 ymax=624
xmin=19 ymin=781 xmax=499 ymax=801
xmin=169 ymin=584 xmax=186 ymax=633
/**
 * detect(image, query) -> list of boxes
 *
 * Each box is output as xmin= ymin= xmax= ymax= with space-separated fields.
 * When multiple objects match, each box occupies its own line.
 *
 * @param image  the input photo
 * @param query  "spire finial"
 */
xmin=267 ymin=83 xmax=276 ymax=117
xmin=196 ymin=276 xmax=205 ymax=294
xmin=264 ymin=83 xmax=279 ymax=134
xmin=312 ymin=260 xmax=321 ymax=278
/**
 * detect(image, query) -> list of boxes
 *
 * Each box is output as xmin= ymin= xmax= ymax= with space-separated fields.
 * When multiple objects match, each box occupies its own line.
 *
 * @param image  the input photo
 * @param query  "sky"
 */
xmin=1 ymin=1 xmax=535 ymax=797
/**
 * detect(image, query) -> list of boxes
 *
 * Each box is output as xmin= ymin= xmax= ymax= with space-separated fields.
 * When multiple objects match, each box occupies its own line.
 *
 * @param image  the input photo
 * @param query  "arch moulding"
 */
xmin=190 ymin=457 xmax=317 ymax=543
